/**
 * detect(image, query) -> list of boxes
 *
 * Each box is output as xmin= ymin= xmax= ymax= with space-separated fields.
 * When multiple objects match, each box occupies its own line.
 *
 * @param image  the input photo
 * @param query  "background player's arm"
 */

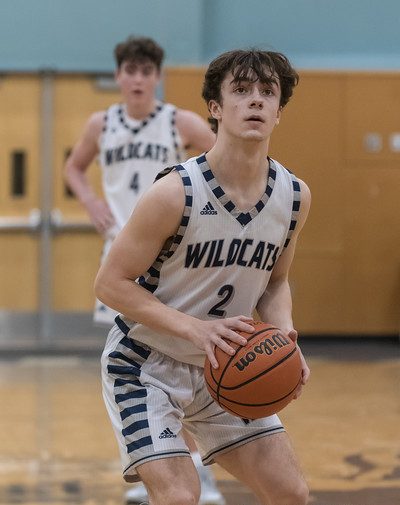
xmin=64 ymin=111 xmax=115 ymax=235
xmin=176 ymin=109 xmax=216 ymax=152
xmin=256 ymin=179 xmax=311 ymax=393
xmin=95 ymin=171 xmax=253 ymax=368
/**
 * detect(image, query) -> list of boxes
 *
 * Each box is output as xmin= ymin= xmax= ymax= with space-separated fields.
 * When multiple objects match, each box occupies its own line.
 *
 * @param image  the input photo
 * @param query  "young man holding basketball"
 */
xmin=96 ymin=48 xmax=311 ymax=505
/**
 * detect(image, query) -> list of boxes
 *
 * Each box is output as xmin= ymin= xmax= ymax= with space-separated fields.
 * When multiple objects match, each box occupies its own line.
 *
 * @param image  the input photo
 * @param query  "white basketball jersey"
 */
xmin=98 ymin=101 xmax=187 ymax=231
xmin=94 ymin=101 xmax=186 ymax=325
xmin=118 ymin=154 xmax=301 ymax=366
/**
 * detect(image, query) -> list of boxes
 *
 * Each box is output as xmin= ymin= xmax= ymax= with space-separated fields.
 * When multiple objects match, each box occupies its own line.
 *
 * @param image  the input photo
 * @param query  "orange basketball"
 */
xmin=204 ymin=321 xmax=302 ymax=419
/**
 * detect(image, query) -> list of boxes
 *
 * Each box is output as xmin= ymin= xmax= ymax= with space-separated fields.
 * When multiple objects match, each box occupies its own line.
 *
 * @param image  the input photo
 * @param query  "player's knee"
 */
xmin=279 ymin=477 xmax=309 ymax=505
xmin=293 ymin=478 xmax=309 ymax=505
xmin=266 ymin=475 xmax=308 ymax=505
xmin=149 ymin=483 xmax=199 ymax=505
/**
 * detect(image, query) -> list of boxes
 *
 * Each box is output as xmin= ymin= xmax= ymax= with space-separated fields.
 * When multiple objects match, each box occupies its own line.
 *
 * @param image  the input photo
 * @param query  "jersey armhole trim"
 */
xmin=283 ymin=174 xmax=301 ymax=248
xmin=137 ymin=164 xmax=192 ymax=294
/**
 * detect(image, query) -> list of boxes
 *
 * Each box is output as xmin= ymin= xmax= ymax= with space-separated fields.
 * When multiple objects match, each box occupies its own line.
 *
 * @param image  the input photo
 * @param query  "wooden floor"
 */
xmin=0 ymin=338 xmax=399 ymax=505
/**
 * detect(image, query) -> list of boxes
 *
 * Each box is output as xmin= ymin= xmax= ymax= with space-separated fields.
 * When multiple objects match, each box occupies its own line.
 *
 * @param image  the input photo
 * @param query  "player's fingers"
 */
xmin=288 ymin=329 xmax=298 ymax=342
xmin=229 ymin=317 xmax=255 ymax=334
xmin=93 ymin=220 xmax=106 ymax=234
xmin=301 ymin=366 xmax=310 ymax=384
xmin=293 ymin=379 xmax=304 ymax=399
xmin=214 ymin=336 xmax=237 ymax=356
xmin=206 ymin=346 xmax=219 ymax=369
xmin=223 ymin=329 xmax=247 ymax=346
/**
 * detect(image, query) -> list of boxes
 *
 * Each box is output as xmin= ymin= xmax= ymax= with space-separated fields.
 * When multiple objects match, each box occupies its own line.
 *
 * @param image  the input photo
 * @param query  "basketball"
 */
xmin=204 ymin=321 xmax=303 ymax=419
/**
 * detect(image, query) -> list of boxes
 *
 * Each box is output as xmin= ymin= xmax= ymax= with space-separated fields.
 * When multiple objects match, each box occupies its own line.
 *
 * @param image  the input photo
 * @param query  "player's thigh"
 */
xmin=137 ymin=455 xmax=200 ymax=504
xmin=215 ymin=431 xmax=306 ymax=496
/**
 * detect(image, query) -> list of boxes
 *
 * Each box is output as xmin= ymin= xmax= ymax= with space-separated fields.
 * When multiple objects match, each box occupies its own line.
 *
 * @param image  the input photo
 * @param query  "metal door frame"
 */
xmin=0 ymin=72 xmax=105 ymax=350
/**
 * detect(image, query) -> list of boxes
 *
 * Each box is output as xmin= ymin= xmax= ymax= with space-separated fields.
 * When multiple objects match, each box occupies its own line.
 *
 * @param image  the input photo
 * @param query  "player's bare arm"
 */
xmin=256 ymin=179 xmax=311 ymax=393
xmin=176 ymin=109 xmax=216 ymax=152
xmin=64 ymin=111 xmax=115 ymax=234
xmin=95 ymin=171 xmax=253 ymax=368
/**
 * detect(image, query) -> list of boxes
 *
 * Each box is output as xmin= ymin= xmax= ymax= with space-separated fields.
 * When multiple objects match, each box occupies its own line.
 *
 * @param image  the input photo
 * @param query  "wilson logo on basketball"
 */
xmin=233 ymin=333 xmax=290 ymax=371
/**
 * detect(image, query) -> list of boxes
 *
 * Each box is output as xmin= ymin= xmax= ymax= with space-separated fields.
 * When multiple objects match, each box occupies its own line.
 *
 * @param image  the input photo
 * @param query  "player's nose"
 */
xmin=249 ymin=90 xmax=264 ymax=109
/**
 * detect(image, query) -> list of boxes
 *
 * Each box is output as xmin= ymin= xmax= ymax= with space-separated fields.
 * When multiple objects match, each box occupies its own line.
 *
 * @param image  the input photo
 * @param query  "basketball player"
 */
xmin=64 ymin=36 xmax=222 ymax=505
xmin=95 ymin=48 xmax=311 ymax=505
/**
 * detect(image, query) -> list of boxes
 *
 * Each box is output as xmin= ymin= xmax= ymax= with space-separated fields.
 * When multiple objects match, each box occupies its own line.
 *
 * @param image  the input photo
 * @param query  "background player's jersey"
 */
xmin=94 ymin=101 xmax=186 ymax=325
xmin=98 ymin=101 xmax=187 ymax=232
xmin=119 ymin=154 xmax=301 ymax=366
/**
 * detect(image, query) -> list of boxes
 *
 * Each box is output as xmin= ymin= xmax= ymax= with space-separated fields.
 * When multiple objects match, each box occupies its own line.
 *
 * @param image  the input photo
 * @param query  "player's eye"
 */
xmin=142 ymin=66 xmax=154 ymax=76
xmin=262 ymin=88 xmax=274 ymax=96
xmin=125 ymin=64 xmax=137 ymax=74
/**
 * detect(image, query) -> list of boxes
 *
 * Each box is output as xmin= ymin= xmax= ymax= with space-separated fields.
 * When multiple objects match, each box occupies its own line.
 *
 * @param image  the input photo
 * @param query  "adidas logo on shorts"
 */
xmin=200 ymin=201 xmax=217 ymax=215
xmin=158 ymin=427 xmax=177 ymax=439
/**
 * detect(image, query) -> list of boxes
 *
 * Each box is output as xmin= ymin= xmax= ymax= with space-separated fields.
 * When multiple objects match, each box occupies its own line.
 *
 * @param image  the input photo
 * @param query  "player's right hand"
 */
xmin=84 ymin=197 xmax=116 ymax=235
xmin=188 ymin=316 xmax=255 ymax=369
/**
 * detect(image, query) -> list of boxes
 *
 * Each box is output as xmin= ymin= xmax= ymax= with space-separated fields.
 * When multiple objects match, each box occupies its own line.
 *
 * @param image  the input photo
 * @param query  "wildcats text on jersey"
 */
xmin=104 ymin=142 xmax=169 ymax=166
xmin=185 ymin=238 xmax=280 ymax=271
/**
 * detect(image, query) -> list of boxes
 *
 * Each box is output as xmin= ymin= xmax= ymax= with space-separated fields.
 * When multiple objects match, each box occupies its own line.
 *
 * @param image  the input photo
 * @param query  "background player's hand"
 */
xmin=189 ymin=316 xmax=255 ymax=369
xmin=287 ymin=329 xmax=310 ymax=399
xmin=83 ymin=196 xmax=116 ymax=235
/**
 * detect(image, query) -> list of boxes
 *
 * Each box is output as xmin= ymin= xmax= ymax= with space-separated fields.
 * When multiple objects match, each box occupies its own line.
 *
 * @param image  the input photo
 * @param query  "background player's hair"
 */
xmin=114 ymin=35 xmax=164 ymax=70
xmin=202 ymin=49 xmax=299 ymax=133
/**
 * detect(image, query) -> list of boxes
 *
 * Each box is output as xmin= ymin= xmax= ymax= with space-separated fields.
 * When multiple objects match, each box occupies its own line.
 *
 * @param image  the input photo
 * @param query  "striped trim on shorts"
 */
xmin=102 ymin=319 xmax=285 ymax=482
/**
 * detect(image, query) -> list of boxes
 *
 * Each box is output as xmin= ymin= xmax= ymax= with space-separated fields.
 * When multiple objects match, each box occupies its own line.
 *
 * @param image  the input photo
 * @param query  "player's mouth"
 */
xmin=246 ymin=115 xmax=265 ymax=123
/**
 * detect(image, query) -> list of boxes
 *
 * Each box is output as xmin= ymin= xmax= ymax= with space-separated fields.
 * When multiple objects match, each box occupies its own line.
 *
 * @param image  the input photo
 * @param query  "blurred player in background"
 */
xmin=65 ymin=35 xmax=222 ymax=505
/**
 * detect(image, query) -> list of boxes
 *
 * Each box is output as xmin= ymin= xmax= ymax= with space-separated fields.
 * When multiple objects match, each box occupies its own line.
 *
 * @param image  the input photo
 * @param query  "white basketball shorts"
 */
xmin=101 ymin=319 xmax=285 ymax=482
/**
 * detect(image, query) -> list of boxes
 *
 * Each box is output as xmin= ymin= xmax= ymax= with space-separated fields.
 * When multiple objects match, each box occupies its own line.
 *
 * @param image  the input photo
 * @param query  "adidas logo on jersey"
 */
xmin=158 ymin=427 xmax=177 ymax=439
xmin=200 ymin=201 xmax=217 ymax=215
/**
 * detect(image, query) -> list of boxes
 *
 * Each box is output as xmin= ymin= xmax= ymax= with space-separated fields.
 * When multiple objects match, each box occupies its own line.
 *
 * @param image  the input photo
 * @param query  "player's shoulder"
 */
xmin=271 ymin=158 xmax=311 ymax=214
xmin=85 ymin=110 xmax=107 ymax=135
xmin=271 ymin=158 xmax=311 ymax=198
xmin=298 ymin=178 xmax=311 ymax=200
xmin=175 ymin=108 xmax=206 ymax=129
xmin=143 ymin=167 xmax=185 ymax=215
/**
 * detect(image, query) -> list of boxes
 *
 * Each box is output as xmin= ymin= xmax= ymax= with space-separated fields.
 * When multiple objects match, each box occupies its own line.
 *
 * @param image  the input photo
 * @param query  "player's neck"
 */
xmin=124 ymin=98 xmax=159 ymax=121
xmin=207 ymin=136 xmax=270 ymax=181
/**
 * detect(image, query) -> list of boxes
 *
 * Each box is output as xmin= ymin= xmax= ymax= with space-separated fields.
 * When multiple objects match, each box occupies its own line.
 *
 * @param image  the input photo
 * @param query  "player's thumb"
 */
xmin=287 ymin=329 xmax=298 ymax=343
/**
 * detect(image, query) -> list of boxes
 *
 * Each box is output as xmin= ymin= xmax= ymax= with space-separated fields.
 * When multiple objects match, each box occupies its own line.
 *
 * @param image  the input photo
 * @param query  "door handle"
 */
xmin=0 ymin=208 xmax=42 ymax=232
xmin=50 ymin=208 xmax=96 ymax=233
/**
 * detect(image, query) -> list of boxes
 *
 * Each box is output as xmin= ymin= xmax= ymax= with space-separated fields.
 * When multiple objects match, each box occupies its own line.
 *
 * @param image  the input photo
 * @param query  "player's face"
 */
xmin=210 ymin=71 xmax=282 ymax=141
xmin=116 ymin=60 xmax=160 ymax=105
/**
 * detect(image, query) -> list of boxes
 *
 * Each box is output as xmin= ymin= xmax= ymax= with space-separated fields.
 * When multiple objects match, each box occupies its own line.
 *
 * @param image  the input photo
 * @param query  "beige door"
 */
xmin=0 ymin=74 xmax=120 ymax=345
xmin=0 ymin=75 xmax=41 ymax=342
xmin=52 ymin=76 xmax=119 ymax=312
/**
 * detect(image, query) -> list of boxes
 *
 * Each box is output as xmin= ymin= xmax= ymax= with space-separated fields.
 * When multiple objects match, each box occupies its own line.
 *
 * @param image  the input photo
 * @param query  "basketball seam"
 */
xmin=219 ymin=347 xmax=299 ymax=391
xmin=213 ymin=326 xmax=280 ymax=403
xmin=216 ymin=375 xmax=302 ymax=408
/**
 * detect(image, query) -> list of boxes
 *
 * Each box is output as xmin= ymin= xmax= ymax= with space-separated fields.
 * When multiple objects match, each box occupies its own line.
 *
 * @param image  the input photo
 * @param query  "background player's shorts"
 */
xmin=102 ymin=324 xmax=285 ymax=482
xmin=93 ymin=236 xmax=118 ymax=326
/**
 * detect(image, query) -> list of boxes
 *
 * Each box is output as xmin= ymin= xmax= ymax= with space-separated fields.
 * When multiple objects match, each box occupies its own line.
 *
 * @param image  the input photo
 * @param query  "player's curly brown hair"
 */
xmin=114 ymin=36 xmax=164 ymax=71
xmin=202 ymin=49 xmax=299 ymax=133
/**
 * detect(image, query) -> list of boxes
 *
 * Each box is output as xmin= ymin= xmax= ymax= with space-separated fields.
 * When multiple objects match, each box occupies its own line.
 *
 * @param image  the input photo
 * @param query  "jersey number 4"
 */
xmin=130 ymin=173 xmax=140 ymax=193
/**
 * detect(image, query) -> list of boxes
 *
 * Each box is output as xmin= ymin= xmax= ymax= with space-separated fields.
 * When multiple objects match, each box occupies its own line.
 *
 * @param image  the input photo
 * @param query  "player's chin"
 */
xmin=242 ymin=130 xmax=265 ymax=140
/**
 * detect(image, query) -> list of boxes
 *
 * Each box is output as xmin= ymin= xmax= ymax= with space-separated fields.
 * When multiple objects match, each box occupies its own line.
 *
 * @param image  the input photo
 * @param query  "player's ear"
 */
xmin=208 ymin=100 xmax=222 ymax=122
xmin=275 ymin=106 xmax=282 ymax=125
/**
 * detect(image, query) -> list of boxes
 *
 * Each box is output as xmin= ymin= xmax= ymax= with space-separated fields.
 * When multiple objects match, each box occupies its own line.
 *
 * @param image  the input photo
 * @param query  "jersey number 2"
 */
xmin=208 ymin=284 xmax=234 ymax=318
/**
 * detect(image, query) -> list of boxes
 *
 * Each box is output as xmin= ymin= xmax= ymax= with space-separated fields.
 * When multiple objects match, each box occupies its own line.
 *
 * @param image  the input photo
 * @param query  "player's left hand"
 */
xmin=287 ymin=329 xmax=310 ymax=399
